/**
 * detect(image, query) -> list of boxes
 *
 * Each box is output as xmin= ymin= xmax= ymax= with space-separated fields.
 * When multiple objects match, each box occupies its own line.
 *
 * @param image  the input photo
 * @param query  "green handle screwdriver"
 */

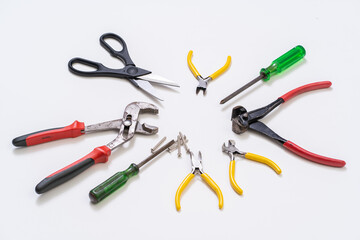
xmin=89 ymin=139 xmax=175 ymax=204
xmin=220 ymin=45 xmax=306 ymax=104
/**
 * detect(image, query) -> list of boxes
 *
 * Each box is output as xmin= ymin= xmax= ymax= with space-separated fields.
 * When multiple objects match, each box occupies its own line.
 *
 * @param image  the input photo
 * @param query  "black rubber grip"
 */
xmin=35 ymin=158 xmax=95 ymax=194
xmin=12 ymin=128 xmax=60 ymax=147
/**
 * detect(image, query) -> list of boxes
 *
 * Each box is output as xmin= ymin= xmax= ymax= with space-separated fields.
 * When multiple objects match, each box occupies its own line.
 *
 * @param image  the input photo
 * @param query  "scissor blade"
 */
xmin=137 ymin=73 xmax=180 ymax=87
xmin=133 ymin=79 xmax=164 ymax=101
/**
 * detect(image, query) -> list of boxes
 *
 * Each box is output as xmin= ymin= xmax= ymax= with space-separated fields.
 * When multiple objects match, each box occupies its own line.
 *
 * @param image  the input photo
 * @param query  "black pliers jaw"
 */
xmin=231 ymin=81 xmax=346 ymax=168
xmin=231 ymin=98 xmax=287 ymax=144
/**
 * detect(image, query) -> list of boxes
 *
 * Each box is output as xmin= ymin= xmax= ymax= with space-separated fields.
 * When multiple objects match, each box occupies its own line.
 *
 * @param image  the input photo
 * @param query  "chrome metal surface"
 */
xmin=222 ymin=140 xmax=246 ymax=161
xmin=151 ymin=136 xmax=167 ymax=153
xmin=177 ymin=135 xmax=181 ymax=158
xmin=84 ymin=119 xmax=122 ymax=133
xmin=179 ymin=132 xmax=190 ymax=154
xmin=137 ymin=140 xmax=175 ymax=169
xmin=190 ymin=151 xmax=204 ymax=175
xmin=196 ymin=76 xmax=211 ymax=94
xmin=137 ymin=73 xmax=180 ymax=87
xmin=167 ymin=136 xmax=188 ymax=153
xmin=133 ymin=79 xmax=163 ymax=101
xmin=106 ymin=102 xmax=159 ymax=150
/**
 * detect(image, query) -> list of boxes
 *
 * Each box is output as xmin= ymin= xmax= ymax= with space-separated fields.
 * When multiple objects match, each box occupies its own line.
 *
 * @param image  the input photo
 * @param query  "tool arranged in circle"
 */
xmin=222 ymin=140 xmax=281 ymax=195
xmin=175 ymin=149 xmax=224 ymax=211
xmin=220 ymin=45 xmax=306 ymax=104
xmin=13 ymin=102 xmax=159 ymax=193
xmin=89 ymin=139 xmax=175 ymax=204
xmin=68 ymin=33 xmax=180 ymax=101
xmin=11 ymin=33 xmax=347 ymax=210
xmin=187 ymin=50 xmax=231 ymax=95
xmin=231 ymin=81 xmax=346 ymax=167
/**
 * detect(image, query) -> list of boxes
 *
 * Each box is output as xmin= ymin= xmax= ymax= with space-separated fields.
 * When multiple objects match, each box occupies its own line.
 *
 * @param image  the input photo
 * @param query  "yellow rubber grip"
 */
xmin=209 ymin=56 xmax=231 ymax=80
xmin=175 ymin=173 xmax=194 ymax=211
xmin=200 ymin=173 xmax=224 ymax=209
xmin=229 ymin=160 xmax=243 ymax=195
xmin=245 ymin=152 xmax=282 ymax=174
xmin=187 ymin=50 xmax=200 ymax=78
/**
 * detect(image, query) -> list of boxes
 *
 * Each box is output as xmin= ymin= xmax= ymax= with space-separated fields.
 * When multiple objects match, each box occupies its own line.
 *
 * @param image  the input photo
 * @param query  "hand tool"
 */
xmin=231 ymin=81 xmax=346 ymax=167
xmin=68 ymin=33 xmax=179 ymax=101
xmin=222 ymin=140 xmax=281 ymax=195
xmin=167 ymin=135 xmax=188 ymax=153
xmin=177 ymin=135 xmax=181 ymax=157
xmin=13 ymin=102 xmax=159 ymax=193
xmin=187 ymin=50 xmax=231 ymax=95
xmin=220 ymin=45 xmax=306 ymax=104
xmin=175 ymin=150 xmax=223 ymax=211
xmin=89 ymin=139 xmax=175 ymax=204
xmin=178 ymin=132 xmax=189 ymax=154
xmin=151 ymin=136 xmax=167 ymax=153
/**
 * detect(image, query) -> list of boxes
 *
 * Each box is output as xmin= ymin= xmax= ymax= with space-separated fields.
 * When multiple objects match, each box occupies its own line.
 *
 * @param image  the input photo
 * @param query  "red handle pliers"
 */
xmin=13 ymin=102 xmax=159 ymax=194
xmin=231 ymin=81 xmax=346 ymax=167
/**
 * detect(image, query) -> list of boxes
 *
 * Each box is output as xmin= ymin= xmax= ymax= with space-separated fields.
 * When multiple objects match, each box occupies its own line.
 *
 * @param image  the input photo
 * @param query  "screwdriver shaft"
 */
xmin=138 ymin=140 xmax=175 ymax=168
xmin=220 ymin=74 xmax=264 ymax=104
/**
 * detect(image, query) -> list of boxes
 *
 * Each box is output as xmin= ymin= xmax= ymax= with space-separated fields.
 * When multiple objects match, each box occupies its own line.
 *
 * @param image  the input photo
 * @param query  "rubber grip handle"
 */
xmin=187 ymin=50 xmax=201 ymax=78
xmin=89 ymin=163 xmax=139 ymax=204
xmin=209 ymin=56 xmax=231 ymax=80
xmin=244 ymin=152 xmax=282 ymax=174
xmin=201 ymin=173 xmax=224 ymax=209
xmin=229 ymin=160 xmax=243 ymax=195
xmin=12 ymin=121 xmax=85 ymax=147
xmin=279 ymin=81 xmax=332 ymax=102
xmin=175 ymin=173 xmax=194 ymax=211
xmin=35 ymin=146 xmax=111 ymax=194
xmin=261 ymin=45 xmax=306 ymax=81
xmin=283 ymin=141 xmax=346 ymax=167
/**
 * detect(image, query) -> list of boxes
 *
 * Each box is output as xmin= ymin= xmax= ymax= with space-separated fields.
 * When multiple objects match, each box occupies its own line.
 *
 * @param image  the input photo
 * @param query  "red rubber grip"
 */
xmin=280 ymin=81 xmax=332 ymax=102
xmin=283 ymin=141 xmax=346 ymax=167
xmin=26 ymin=120 xmax=85 ymax=146
xmin=47 ymin=145 xmax=111 ymax=178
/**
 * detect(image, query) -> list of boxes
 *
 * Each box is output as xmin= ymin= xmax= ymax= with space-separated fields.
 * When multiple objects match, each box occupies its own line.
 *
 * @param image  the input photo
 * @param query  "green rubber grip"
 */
xmin=89 ymin=163 xmax=139 ymax=204
xmin=260 ymin=45 xmax=306 ymax=81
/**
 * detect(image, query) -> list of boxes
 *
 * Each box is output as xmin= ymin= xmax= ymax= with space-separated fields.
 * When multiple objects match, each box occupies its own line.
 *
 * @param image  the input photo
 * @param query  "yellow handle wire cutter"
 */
xmin=175 ymin=151 xmax=224 ymax=211
xmin=187 ymin=50 xmax=231 ymax=95
xmin=222 ymin=140 xmax=281 ymax=195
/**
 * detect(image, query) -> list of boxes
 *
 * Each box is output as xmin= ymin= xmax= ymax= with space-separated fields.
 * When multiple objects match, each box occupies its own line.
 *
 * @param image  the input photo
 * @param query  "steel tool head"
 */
xmin=231 ymin=106 xmax=250 ymax=134
xmin=196 ymin=76 xmax=210 ymax=95
xmin=190 ymin=151 xmax=204 ymax=175
xmin=222 ymin=140 xmax=246 ymax=160
xmin=106 ymin=102 xmax=159 ymax=150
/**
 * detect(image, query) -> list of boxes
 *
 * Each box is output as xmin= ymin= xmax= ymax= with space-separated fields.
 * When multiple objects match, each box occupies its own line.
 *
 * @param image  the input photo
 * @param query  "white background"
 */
xmin=1 ymin=0 xmax=359 ymax=239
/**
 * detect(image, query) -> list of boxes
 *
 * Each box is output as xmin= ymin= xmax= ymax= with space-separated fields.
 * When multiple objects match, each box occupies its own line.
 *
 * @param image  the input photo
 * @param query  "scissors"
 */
xmin=68 ymin=33 xmax=179 ymax=101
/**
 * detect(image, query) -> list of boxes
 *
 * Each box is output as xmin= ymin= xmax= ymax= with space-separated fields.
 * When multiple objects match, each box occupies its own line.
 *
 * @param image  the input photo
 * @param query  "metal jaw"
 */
xmin=190 ymin=151 xmax=204 ymax=175
xmin=196 ymin=76 xmax=211 ymax=95
xmin=222 ymin=140 xmax=246 ymax=160
xmin=106 ymin=102 xmax=159 ymax=150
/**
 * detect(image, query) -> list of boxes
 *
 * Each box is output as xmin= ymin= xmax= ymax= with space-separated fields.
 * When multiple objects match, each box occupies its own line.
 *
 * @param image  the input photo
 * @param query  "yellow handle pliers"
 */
xmin=222 ymin=140 xmax=281 ymax=195
xmin=175 ymin=151 xmax=224 ymax=211
xmin=187 ymin=50 xmax=231 ymax=95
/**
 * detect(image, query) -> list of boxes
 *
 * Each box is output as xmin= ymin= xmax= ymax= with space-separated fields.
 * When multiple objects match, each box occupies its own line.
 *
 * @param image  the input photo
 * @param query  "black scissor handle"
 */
xmin=100 ymin=33 xmax=135 ymax=66
xmin=68 ymin=57 xmax=125 ymax=78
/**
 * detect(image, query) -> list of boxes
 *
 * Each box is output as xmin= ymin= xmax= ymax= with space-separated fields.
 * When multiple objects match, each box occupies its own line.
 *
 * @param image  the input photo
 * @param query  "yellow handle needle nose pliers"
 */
xmin=187 ymin=50 xmax=231 ymax=95
xmin=222 ymin=140 xmax=281 ymax=195
xmin=175 ymin=151 xmax=224 ymax=211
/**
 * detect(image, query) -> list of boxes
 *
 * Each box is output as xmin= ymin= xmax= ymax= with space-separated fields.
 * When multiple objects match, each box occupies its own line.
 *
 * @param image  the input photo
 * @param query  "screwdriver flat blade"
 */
xmin=220 ymin=75 xmax=264 ymax=104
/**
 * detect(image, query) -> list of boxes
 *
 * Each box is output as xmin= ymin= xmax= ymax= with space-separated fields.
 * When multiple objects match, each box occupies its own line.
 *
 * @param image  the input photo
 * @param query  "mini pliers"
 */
xmin=187 ymin=50 xmax=231 ymax=95
xmin=231 ymin=81 xmax=346 ymax=167
xmin=175 ymin=151 xmax=224 ymax=211
xmin=222 ymin=140 xmax=281 ymax=195
xmin=12 ymin=102 xmax=159 ymax=194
